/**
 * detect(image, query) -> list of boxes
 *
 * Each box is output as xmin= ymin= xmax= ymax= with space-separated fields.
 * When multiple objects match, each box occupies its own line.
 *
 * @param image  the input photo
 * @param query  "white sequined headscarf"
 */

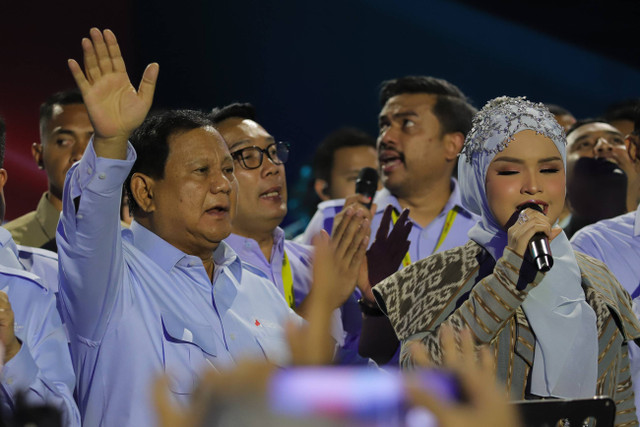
xmin=458 ymin=96 xmax=597 ymax=399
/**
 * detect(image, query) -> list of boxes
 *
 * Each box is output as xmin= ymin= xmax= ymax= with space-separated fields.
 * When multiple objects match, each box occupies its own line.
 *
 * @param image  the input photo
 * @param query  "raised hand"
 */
xmin=357 ymin=205 xmax=412 ymax=302
xmin=67 ymin=28 xmax=159 ymax=158
xmin=406 ymin=326 xmax=522 ymax=427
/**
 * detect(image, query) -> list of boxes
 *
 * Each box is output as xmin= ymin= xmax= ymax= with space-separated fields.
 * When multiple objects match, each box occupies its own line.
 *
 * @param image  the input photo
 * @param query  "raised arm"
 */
xmin=67 ymin=28 xmax=158 ymax=159
xmin=57 ymin=28 xmax=158 ymax=341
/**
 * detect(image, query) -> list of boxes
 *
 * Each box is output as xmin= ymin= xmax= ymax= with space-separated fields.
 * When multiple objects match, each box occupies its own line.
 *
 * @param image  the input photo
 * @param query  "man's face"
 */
xmin=150 ymin=127 xmax=238 ymax=256
xmin=34 ymin=103 xmax=93 ymax=200
xmin=377 ymin=93 xmax=451 ymax=197
xmin=322 ymin=145 xmax=379 ymax=200
xmin=566 ymin=122 xmax=626 ymax=165
xmin=215 ymin=118 xmax=287 ymax=234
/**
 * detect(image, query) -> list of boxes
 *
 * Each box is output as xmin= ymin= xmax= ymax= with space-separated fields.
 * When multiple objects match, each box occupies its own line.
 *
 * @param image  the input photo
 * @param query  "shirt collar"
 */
xmin=129 ymin=221 xmax=244 ymax=281
xmin=374 ymin=178 xmax=473 ymax=218
xmin=0 ymin=227 xmax=19 ymax=258
xmin=129 ymin=221 xmax=195 ymax=273
xmin=634 ymin=204 xmax=640 ymax=237
xmin=224 ymin=227 xmax=285 ymax=263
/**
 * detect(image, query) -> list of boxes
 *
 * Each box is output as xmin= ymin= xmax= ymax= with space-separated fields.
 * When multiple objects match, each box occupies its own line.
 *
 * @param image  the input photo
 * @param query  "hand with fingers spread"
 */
xmin=406 ymin=325 xmax=522 ymax=427
xmin=358 ymin=205 xmax=412 ymax=303
xmin=506 ymin=207 xmax=562 ymax=258
xmin=67 ymin=28 xmax=158 ymax=159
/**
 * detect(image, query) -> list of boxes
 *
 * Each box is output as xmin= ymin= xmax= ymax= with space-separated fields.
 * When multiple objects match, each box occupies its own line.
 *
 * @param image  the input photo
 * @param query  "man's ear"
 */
xmin=130 ymin=173 xmax=156 ymax=213
xmin=625 ymin=135 xmax=639 ymax=163
xmin=443 ymin=132 xmax=465 ymax=162
xmin=0 ymin=168 xmax=7 ymax=191
xmin=31 ymin=142 xmax=44 ymax=170
xmin=314 ymin=179 xmax=331 ymax=201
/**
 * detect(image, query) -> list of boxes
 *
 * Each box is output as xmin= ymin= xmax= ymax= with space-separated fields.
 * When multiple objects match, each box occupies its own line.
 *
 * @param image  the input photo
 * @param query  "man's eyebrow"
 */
xmin=228 ymin=136 xmax=275 ymax=151
xmin=573 ymin=131 xmax=622 ymax=142
xmin=378 ymin=111 xmax=418 ymax=122
xmin=50 ymin=128 xmax=76 ymax=135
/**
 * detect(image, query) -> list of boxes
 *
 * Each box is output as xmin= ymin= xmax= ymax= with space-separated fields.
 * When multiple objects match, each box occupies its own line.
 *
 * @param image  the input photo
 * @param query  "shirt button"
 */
xmin=87 ymin=167 xmax=93 ymax=174
xmin=98 ymin=173 xmax=106 ymax=179
xmin=77 ymin=214 xmax=84 ymax=220
xmin=230 ymin=333 xmax=235 ymax=341
xmin=6 ymin=378 xmax=12 ymax=385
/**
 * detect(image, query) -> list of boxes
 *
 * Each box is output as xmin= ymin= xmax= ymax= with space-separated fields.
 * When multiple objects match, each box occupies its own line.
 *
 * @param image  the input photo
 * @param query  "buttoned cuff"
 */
xmin=71 ymin=138 xmax=137 ymax=197
xmin=1 ymin=342 xmax=38 ymax=401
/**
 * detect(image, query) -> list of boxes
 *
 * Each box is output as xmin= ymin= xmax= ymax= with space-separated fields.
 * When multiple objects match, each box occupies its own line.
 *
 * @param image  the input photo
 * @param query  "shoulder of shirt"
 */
xmin=3 ymin=211 xmax=38 ymax=233
xmin=571 ymin=212 xmax=634 ymax=243
xmin=284 ymin=239 xmax=313 ymax=254
xmin=0 ymin=264 xmax=49 ymax=293
xmin=17 ymin=245 xmax=58 ymax=261
xmin=315 ymin=198 xmax=347 ymax=213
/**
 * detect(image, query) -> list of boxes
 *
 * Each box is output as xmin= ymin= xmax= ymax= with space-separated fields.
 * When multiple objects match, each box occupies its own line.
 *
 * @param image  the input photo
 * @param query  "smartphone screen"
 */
xmin=268 ymin=366 xmax=460 ymax=426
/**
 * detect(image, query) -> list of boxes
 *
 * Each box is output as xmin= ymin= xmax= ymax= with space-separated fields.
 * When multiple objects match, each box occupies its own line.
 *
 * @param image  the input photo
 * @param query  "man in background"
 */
xmin=312 ymin=127 xmax=379 ymax=201
xmin=0 ymin=116 xmax=79 ymax=426
xmin=212 ymin=103 xmax=370 ymax=362
xmin=5 ymin=89 xmax=93 ymax=252
xmin=300 ymin=76 xmax=479 ymax=364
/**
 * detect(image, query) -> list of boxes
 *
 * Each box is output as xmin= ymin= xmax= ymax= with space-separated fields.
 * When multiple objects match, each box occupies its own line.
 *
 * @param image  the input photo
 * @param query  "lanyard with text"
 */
xmin=282 ymin=251 xmax=295 ymax=309
xmin=391 ymin=205 xmax=460 ymax=268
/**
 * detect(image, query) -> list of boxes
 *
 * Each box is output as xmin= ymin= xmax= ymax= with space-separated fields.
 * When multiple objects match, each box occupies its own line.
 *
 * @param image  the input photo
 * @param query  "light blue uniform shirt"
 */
xmin=297 ymin=181 xmax=479 ymax=365
xmin=225 ymin=228 xmax=344 ymax=346
xmin=0 ymin=257 xmax=78 ymax=425
xmin=0 ymin=227 xmax=63 ymax=323
xmin=571 ymin=205 xmax=640 ymax=419
xmin=57 ymin=141 xmax=303 ymax=427
xmin=298 ymin=182 xmax=479 ymax=260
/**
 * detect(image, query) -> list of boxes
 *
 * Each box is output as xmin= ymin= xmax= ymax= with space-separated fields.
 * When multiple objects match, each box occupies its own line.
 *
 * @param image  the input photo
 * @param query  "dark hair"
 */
xmin=603 ymin=98 xmax=640 ymax=123
xmin=125 ymin=109 xmax=214 ymax=215
xmin=39 ymin=89 xmax=84 ymax=134
xmin=545 ymin=103 xmax=573 ymax=117
xmin=0 ymin=116 xmax=5 ymax=168
xmin=312 ymin=127 xmax=376 ymax=184
xmin=379 ymin=76 xmax=476 ymax=136
xmin=209 ymin=102 xmax=256 ymax=124
xmin=565 ymin=118 xmax=612 ymax=138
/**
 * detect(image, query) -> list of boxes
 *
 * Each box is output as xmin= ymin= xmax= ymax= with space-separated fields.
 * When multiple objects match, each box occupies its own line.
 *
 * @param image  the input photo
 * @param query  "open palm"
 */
xmin=68 ymin=28 xmax=158 ymax=140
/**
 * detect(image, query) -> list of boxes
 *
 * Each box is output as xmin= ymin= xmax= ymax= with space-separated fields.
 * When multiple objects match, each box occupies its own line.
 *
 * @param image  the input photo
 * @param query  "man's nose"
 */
xmin=594 ymin=137 xmax=613 ymax=157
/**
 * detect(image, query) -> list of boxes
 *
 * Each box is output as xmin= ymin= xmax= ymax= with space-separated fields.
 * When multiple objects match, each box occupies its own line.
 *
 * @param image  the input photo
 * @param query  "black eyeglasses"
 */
xmin=231 ymin=142 xmax=290 ymax=170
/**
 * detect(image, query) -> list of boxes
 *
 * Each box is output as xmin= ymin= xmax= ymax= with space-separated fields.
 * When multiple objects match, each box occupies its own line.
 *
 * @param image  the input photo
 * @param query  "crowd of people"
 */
xmin=1 ymin=27 xmax=640 ymax=426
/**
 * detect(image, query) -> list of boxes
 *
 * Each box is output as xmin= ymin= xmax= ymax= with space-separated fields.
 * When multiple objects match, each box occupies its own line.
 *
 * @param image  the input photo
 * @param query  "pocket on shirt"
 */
xmin=253 ymin=319 xmax=290 ymax=367
xmin=161 ymin=314 xmax=218 ymax=395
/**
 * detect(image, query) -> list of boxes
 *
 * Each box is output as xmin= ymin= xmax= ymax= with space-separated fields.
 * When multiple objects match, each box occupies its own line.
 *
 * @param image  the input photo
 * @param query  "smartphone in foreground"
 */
xmin=268 ymin=366 xmax=461 ymax=426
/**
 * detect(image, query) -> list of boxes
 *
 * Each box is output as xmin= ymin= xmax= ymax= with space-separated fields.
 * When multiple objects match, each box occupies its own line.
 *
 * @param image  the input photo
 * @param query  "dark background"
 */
xmin=2 ymin=0 xmax=639 ymax=225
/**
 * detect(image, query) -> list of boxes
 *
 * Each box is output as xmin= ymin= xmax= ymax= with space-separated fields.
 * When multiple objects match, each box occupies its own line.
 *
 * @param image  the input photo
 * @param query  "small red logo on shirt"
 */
xmin=255 ymin=319 xmax=261 ymax=326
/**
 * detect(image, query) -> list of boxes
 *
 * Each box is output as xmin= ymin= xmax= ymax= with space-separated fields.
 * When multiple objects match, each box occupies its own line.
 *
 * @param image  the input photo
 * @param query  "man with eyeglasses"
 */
xmin=211 ymin=103 xmax=366 ymax=354
xmin=571 ymin=115 xmax=640 ymax=421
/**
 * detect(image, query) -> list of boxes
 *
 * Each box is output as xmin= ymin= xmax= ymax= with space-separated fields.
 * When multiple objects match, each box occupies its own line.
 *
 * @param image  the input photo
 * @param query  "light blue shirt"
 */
xmin=0 ymin=261 xmax=78 ymax=425
xmin=57 ymin=141 xmax=303 ymax=426
xmin=298 ymin=181 xmax=479 ymax=260
xmin=571 ymin=205 xmax=640 ymax=416
xmin=297 ymin=181 xmax=479 ymax=365
xmin=0 ymin=227 xmax=62 ymax=322
xmin=225 ymin=228 xmax=345 ymax=346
